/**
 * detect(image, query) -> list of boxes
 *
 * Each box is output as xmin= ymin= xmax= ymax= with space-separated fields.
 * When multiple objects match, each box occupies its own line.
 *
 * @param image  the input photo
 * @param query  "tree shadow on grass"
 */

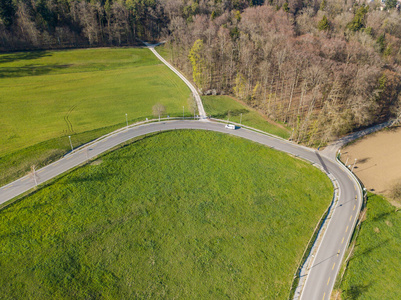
xmin=0 ymin=50 xmax=51 ymax=64
xmin=371 ymin=211 xmax=396 ymax=222
xmin=0 ymin=64 xmax=72 ymax=78
xmin=213 ymin=108 xmax=249 ymax=119
xmin=351 ymin=239 xmax=390 ymax=261
xmin=344 ymin=282 xmax=373 ymax=299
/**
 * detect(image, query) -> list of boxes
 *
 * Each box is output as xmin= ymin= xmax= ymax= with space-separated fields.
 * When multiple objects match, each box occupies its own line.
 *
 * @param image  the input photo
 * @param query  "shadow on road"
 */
xmin=315 ymin=151 xmax=330 ymax=174
xmin=311 ymin=252 xmax=338 ymax=269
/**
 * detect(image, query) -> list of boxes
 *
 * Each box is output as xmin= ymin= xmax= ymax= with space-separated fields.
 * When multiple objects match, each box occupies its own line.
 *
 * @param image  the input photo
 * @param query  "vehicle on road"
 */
xmin=225 ymin=124 xmax=236 ymax=130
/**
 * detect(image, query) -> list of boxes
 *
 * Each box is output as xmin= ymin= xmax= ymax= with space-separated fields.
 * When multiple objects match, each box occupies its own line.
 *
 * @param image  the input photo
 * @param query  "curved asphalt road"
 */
xmin=0 ymin=120 xmax=362 ymax=299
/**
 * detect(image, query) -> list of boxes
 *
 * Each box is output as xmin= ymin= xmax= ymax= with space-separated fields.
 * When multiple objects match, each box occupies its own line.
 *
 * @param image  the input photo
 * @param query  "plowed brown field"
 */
xmin=342 ymin=126 xmax=401 ymax=201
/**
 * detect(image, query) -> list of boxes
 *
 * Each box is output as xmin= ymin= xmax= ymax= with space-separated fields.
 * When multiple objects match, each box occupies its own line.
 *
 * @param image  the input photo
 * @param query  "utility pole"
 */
xmin=240 ymin=113 xmax=242 ymax=124
xmin=345 ymin=157 xmax=349 ymax=167
xmin=68 ymin=136 xmax=73 ymax=151
xmin=125 ymin=113 xmax=128 ymax=128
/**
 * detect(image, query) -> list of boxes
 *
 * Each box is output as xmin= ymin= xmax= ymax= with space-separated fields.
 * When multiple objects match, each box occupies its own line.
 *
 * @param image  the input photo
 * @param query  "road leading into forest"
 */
xmin=0 ymin=120 xmax=362 ymax=299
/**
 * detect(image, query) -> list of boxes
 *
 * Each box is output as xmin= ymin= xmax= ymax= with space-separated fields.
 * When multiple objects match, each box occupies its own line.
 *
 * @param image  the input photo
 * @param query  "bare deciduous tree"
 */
xmin=152 ymin=103 xmax=166 ymax=121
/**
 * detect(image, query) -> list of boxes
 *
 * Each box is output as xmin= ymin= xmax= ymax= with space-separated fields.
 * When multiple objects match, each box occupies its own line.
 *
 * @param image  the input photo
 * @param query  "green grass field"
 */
xmin=0 ymin=130 xmax=332 ymax=299
xmin=339 ymin=193 xmax=401 ymax=299
xmin=0 ymin=47 xmax=191 ymax=185
xmin=202 ymin=95 xmax=291 ymax=139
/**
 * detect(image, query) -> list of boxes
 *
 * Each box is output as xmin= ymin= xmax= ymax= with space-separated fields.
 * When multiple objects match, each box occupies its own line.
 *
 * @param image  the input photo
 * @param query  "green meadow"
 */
xmin=340 ymin=193 xmax=401 ymax=299
xmin=0 ymin=47 xmax=191 ymax=185
xmin=0 ymin=130 xmax=332 ymax=299
xmin=202 ymin=95 xmax=291 ymax=139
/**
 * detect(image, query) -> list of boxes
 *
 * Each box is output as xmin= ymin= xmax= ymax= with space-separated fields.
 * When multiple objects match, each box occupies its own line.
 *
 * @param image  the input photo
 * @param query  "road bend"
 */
xmin=0 ymin=120 xmax=362 ymax=299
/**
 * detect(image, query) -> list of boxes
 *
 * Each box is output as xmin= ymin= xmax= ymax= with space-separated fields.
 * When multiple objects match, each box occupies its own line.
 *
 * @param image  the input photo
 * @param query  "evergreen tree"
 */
xmin=377 ymin=34 xmax=386 ymax=53
xmin=0 ymin=0 xmax=16 ymax=28
xmin=211 ymin=11 xmax=216 ymax=20
xmin=320 ymin=0 xmax=326 ymax=11
xmin=385 ymin=0 xmax=398 ymax=9
xmin=318 ymin=15 xmax=330 ymax=31
xmin=283 ymin=2 xmax=289 ymax=12
xmin=347 ymin=5 xmax=369 ymax=32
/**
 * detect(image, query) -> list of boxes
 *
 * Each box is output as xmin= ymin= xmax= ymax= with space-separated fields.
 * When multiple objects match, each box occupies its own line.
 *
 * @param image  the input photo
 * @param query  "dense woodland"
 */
xmin=1 ymin=0 xmax=401 ymax=143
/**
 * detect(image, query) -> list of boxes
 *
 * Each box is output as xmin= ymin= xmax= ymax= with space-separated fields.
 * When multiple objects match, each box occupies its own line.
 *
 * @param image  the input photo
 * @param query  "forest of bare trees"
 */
xmin=163 ymin=1 xmax=401 ymax=144
xmin=1 ymin=0 xmax=401 ymax=144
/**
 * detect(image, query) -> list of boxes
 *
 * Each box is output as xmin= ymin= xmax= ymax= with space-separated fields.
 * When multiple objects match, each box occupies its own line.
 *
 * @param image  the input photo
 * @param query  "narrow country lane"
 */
xmin=0 ymin=43 xmax=370 ymax=300
xmin=0 ymin=120 xmax=362 ymax=299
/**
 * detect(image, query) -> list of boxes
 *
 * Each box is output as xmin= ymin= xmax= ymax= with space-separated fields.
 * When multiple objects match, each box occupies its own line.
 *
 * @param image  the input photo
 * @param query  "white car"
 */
xmin=225 ymin=124 xmax=235 ymax=130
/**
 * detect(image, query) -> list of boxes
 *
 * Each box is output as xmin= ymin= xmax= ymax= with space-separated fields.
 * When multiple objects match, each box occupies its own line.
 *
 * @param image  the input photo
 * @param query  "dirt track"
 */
xmin=342 ymin=126 xmax=401 ymax=198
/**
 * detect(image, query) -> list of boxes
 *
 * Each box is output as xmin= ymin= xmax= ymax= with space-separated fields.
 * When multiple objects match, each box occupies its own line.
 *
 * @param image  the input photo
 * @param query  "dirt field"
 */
xmin=342 ymin=126 xmax=401 ymax=200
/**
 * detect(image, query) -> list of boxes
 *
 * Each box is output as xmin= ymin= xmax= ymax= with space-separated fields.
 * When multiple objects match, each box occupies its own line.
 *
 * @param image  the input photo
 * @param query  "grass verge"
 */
xmin=338 ymin=193 xmax=401 ymax=299
xmin=202 ymin=95 xmax=291 ymax=139
xmin=0 ymin=130 xmax=332 ymax=299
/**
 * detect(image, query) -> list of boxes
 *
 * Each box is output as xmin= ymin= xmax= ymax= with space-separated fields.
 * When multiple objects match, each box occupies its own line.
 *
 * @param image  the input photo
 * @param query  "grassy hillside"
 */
xmin=0 ymin=47 xmax=190 ymax=185
xmin=202 ymin=95 xmax=291 ymax=139
xmin=0 ymin=130 xmax=332 ymax=299
xmin=339 ymin=193 xmax=401 ymax=299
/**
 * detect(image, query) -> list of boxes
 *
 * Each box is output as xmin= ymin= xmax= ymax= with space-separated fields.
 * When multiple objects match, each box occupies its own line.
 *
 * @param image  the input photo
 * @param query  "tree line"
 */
xmin=163 ymin=1 xmax=401 ymax=144
xmin=1 ymin=0 xmax=401 ymax=143
xmin=0 ymin=0 xmax=166 ymax=50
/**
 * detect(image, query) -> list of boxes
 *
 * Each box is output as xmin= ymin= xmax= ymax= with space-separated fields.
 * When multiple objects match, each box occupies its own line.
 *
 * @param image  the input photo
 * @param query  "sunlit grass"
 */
xmin=340 ymin=193 xmax=401 ymax=299
xmin=203 ymin=95 xmax=290 ymax=139
xmin=0 ymin=47 xmax=191 ymax=185
xmin=0 ymin=130 xmax=332 ymax=299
